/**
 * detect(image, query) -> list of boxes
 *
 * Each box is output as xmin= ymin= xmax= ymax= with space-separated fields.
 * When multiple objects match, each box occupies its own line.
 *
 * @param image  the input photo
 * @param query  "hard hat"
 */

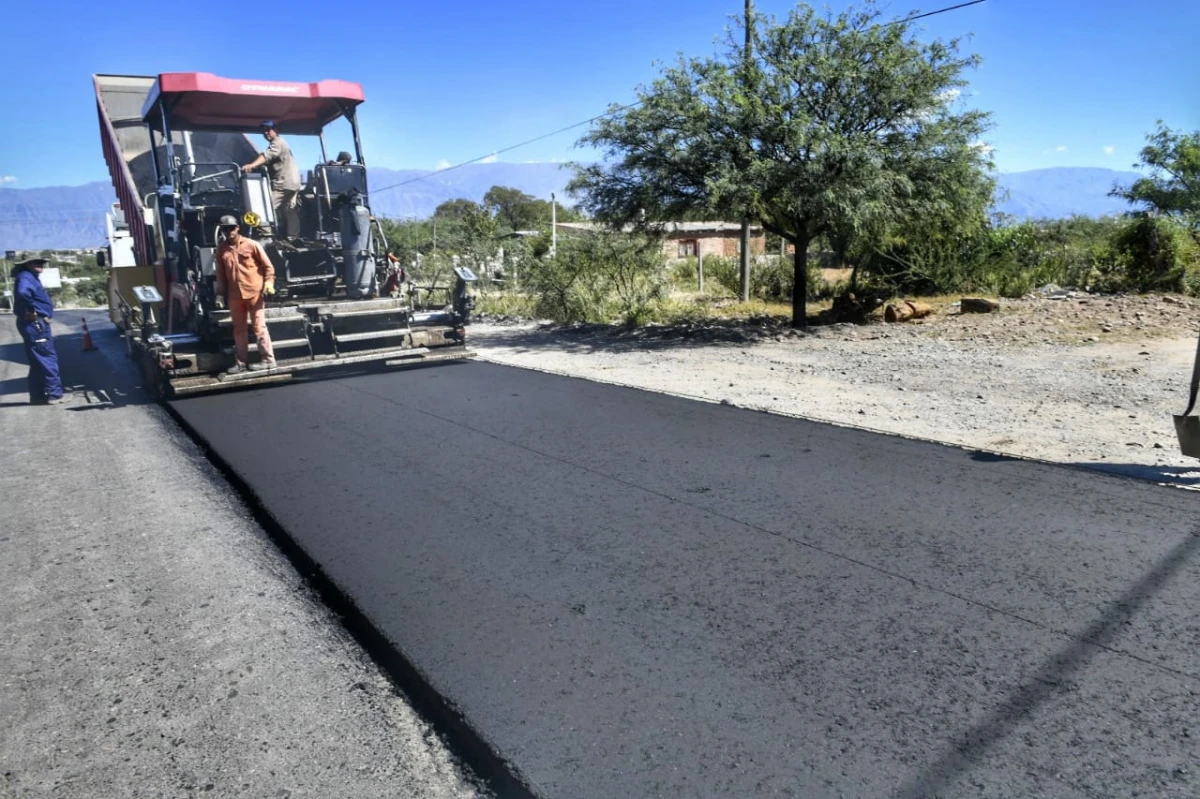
xmin=218 ymin=215 xmax=239 ymax=228
xmin=260 ymin=120 xmax=276 ymax=130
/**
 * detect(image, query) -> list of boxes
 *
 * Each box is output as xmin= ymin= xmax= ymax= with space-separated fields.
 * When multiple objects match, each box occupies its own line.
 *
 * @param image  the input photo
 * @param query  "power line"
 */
xmin=371 ymin=102 xmax=642 ymax=197
xmin=900 ymin=0 xmax=986 ymax=24
xmin=371 ymin=0 xmax=986 ymax=197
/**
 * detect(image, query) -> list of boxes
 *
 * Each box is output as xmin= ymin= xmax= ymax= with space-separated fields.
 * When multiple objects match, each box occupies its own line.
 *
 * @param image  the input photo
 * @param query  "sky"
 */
xmin=0 ymin=0 xmax=1195 ymax=189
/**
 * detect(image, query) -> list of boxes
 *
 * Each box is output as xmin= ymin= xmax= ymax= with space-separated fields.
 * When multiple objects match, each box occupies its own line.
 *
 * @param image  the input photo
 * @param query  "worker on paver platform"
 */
xmin=242 ymin=120 xmax=302 ymax=239
xmin=11 ymin=256 xmax=63 ymax=405
xmin=215 ymin=216 xmax=276 ymax=374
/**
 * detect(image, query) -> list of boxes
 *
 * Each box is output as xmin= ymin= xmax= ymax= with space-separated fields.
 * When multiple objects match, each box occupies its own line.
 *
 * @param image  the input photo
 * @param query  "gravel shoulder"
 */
xmin=469 ymin=292 xmax=1200 ymax=488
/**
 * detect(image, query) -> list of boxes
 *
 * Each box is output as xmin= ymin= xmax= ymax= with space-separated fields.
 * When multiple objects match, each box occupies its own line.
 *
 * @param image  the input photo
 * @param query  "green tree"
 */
xmin=569 ymin=1 xmax=992 ymax=327
xmin=483 ymin=185 xmax=586 ymax=233
xmin=1111 ymin=123 xmax=1200 ymax=234
xmin=377 ymin=217 xmax=431 ymax=265
xmin=426 ymin=199 xmax=480 ymax=256
xmin=484 ymin=186 xmax=545 ymax=232
xmin=433 ymin=198 xmax=481 ymax=222
xmin=461 ymin=203 xmax=499 ymax=272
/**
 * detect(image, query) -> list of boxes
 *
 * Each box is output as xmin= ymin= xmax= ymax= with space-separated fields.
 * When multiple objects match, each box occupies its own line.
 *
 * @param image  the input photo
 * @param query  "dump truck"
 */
xmin=93 ymin=72 xmax=475 ymax=397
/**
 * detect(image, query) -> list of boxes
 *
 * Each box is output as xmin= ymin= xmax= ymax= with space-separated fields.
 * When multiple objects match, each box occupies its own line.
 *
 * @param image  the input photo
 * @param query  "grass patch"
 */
xmin=475 ymin=292 xmax=537 ymax=318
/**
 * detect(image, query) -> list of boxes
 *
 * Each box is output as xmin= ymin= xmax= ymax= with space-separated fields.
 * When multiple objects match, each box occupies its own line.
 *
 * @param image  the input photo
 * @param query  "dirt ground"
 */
xmin=468 ymin=290 xmax=1200 ymax=489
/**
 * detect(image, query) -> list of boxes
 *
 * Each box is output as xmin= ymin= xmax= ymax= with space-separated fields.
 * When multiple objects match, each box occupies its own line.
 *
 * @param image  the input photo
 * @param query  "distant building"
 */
xmin=555 ymin=221 xmax=766 ymax=260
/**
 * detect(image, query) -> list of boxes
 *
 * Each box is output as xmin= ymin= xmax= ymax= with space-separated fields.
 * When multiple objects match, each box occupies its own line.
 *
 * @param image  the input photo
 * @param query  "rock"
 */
xmin=884 ymin=301 xmax=934 ymax=323
xmin=961 ymin=298 xmax=1000 ymax=314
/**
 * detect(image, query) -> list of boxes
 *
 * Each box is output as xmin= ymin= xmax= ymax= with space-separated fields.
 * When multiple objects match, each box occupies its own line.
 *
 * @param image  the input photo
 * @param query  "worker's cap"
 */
xmin=336 ymin=151 xmax=352 ymax=163
xmin=15 ymin=256 xmax=48 ymax=267
xmin=217 ymin=215 xmax=239 ymax=229
xmin=259 ymin=120 xmax=276 ymax=131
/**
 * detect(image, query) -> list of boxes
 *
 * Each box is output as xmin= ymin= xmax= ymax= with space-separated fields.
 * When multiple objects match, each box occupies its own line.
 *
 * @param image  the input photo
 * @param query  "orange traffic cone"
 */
xmin=81 ymin=317 xmax=97 ymax=352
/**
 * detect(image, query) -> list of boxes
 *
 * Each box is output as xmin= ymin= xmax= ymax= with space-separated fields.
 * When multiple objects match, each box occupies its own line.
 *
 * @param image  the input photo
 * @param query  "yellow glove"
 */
xmin=263 ymin=281 xmax=276 ymax=297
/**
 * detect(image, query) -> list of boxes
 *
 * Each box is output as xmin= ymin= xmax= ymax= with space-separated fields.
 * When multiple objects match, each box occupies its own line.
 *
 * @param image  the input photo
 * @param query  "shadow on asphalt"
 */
xmin=892 ymin=528 xmax=1200 ymax=799
xmin=56 ymin=326 xmax=152 ymax=410
xmin=967 ymin=443 xmax=1200 ymax=489
xmin=0 ymin=342 xmax=30 ymax=396
xmin=969 ymin=451 xmax=1023 ymax=463
xmin=0 ymin=340 xmax=27 ymax=360
xmin=1076 ymin=461 xmax=1200 ymax=486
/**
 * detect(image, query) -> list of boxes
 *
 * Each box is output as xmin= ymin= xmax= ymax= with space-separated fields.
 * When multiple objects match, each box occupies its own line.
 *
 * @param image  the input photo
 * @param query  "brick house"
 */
xmin=555 ymin=221 xmax=766 ymax=260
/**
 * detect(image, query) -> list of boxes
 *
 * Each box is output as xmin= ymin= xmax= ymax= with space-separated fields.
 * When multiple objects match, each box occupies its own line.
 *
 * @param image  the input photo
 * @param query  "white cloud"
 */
xmin=1104 ymin=145 xmax=1115 ymax=155
xmin=479 ymin=153 xmax=498 ymax=164
xmin=1055 ymin=145 xmax=1068 ymax=153
xmin=0 ymin=175 xmax=17 ymax=185
xmin=435 ymin=159 xmax=451 ymax=170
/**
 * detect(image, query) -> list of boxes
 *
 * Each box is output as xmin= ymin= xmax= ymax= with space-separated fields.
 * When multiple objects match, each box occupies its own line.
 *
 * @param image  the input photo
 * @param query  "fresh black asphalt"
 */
xmin=170 ymin=360 xmax=1200 ymax=798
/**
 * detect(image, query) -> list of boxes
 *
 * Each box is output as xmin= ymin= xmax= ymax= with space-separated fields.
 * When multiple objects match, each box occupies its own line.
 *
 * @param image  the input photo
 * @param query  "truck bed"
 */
xmin=93 ymin=74 xmax=258 ymax=265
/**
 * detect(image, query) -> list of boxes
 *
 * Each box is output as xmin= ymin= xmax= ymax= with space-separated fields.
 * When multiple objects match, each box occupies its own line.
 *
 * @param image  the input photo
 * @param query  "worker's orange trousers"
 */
xmin=229 ymin=293 xmax=275 ymax=365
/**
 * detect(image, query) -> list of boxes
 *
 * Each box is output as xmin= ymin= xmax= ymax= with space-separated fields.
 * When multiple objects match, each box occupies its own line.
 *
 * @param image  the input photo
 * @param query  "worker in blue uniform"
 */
xmin=12 ymin=256 xmax=63 ymax=405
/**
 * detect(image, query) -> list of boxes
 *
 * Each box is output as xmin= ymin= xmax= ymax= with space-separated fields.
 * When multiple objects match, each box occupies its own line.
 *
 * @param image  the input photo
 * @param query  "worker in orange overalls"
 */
xmin=215 ymin=215 xmax=276 ymax=373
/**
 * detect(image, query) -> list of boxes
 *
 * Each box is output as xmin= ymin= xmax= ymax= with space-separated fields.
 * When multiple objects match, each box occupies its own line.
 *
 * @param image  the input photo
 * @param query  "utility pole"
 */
xmin=739 ymin=0 xmax=753 ymax=303
xmin=551 ymin=192 xmax=558 ymax=257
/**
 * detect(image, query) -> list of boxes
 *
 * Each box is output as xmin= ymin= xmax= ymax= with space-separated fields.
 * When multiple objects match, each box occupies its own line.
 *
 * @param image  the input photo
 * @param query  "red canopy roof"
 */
xmin=141 ymin=72 xmax=365 ymax=135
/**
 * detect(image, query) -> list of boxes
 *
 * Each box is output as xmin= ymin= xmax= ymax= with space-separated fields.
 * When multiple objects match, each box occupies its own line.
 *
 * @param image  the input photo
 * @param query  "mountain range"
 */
xmin=0 ymin=164 xmax=1142 ymax=252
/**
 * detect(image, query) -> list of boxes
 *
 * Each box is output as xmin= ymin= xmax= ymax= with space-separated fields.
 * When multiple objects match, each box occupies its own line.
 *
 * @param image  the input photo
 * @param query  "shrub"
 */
xmin=521 ymin=231 xmax=668 ymax=324
xmin=697 ymin=254 xmax=814 ymax=301
xmin=1110 ymin=216 xmax=1199 ymax=293
xmin=76 ymin=280 xmax=109 ymax=307
xmin=858 ymin=216 xmax=1137 ymax=298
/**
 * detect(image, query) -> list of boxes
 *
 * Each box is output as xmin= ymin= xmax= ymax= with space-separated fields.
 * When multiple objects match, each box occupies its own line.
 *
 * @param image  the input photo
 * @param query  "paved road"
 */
xmin=171 ymin=359 xmax=1200 ymax=798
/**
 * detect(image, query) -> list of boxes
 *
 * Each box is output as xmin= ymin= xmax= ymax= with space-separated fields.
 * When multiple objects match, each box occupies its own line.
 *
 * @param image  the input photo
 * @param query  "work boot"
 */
xmin=226 ymin=363 xmax=246 ymax=375
xmin=248 ymin=360 xmax=275 ymax=372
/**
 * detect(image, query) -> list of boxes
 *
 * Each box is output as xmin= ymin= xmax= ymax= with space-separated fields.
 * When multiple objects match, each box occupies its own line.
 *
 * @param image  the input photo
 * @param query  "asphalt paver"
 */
xmin=171 ymin=360 xmax=1200 ymax=798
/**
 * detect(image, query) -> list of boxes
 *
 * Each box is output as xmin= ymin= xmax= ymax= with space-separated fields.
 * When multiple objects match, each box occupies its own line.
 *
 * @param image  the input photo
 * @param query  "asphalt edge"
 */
xmin=474 ymin=350 xmax=1200 ymax=492
xmin=158 ymin=397 xmax=537 ymax=799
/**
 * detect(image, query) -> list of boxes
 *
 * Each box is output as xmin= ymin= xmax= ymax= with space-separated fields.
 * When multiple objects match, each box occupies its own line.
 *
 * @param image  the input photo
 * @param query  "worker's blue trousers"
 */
xmin=17 ymin=318 xmax=63 ymax=403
